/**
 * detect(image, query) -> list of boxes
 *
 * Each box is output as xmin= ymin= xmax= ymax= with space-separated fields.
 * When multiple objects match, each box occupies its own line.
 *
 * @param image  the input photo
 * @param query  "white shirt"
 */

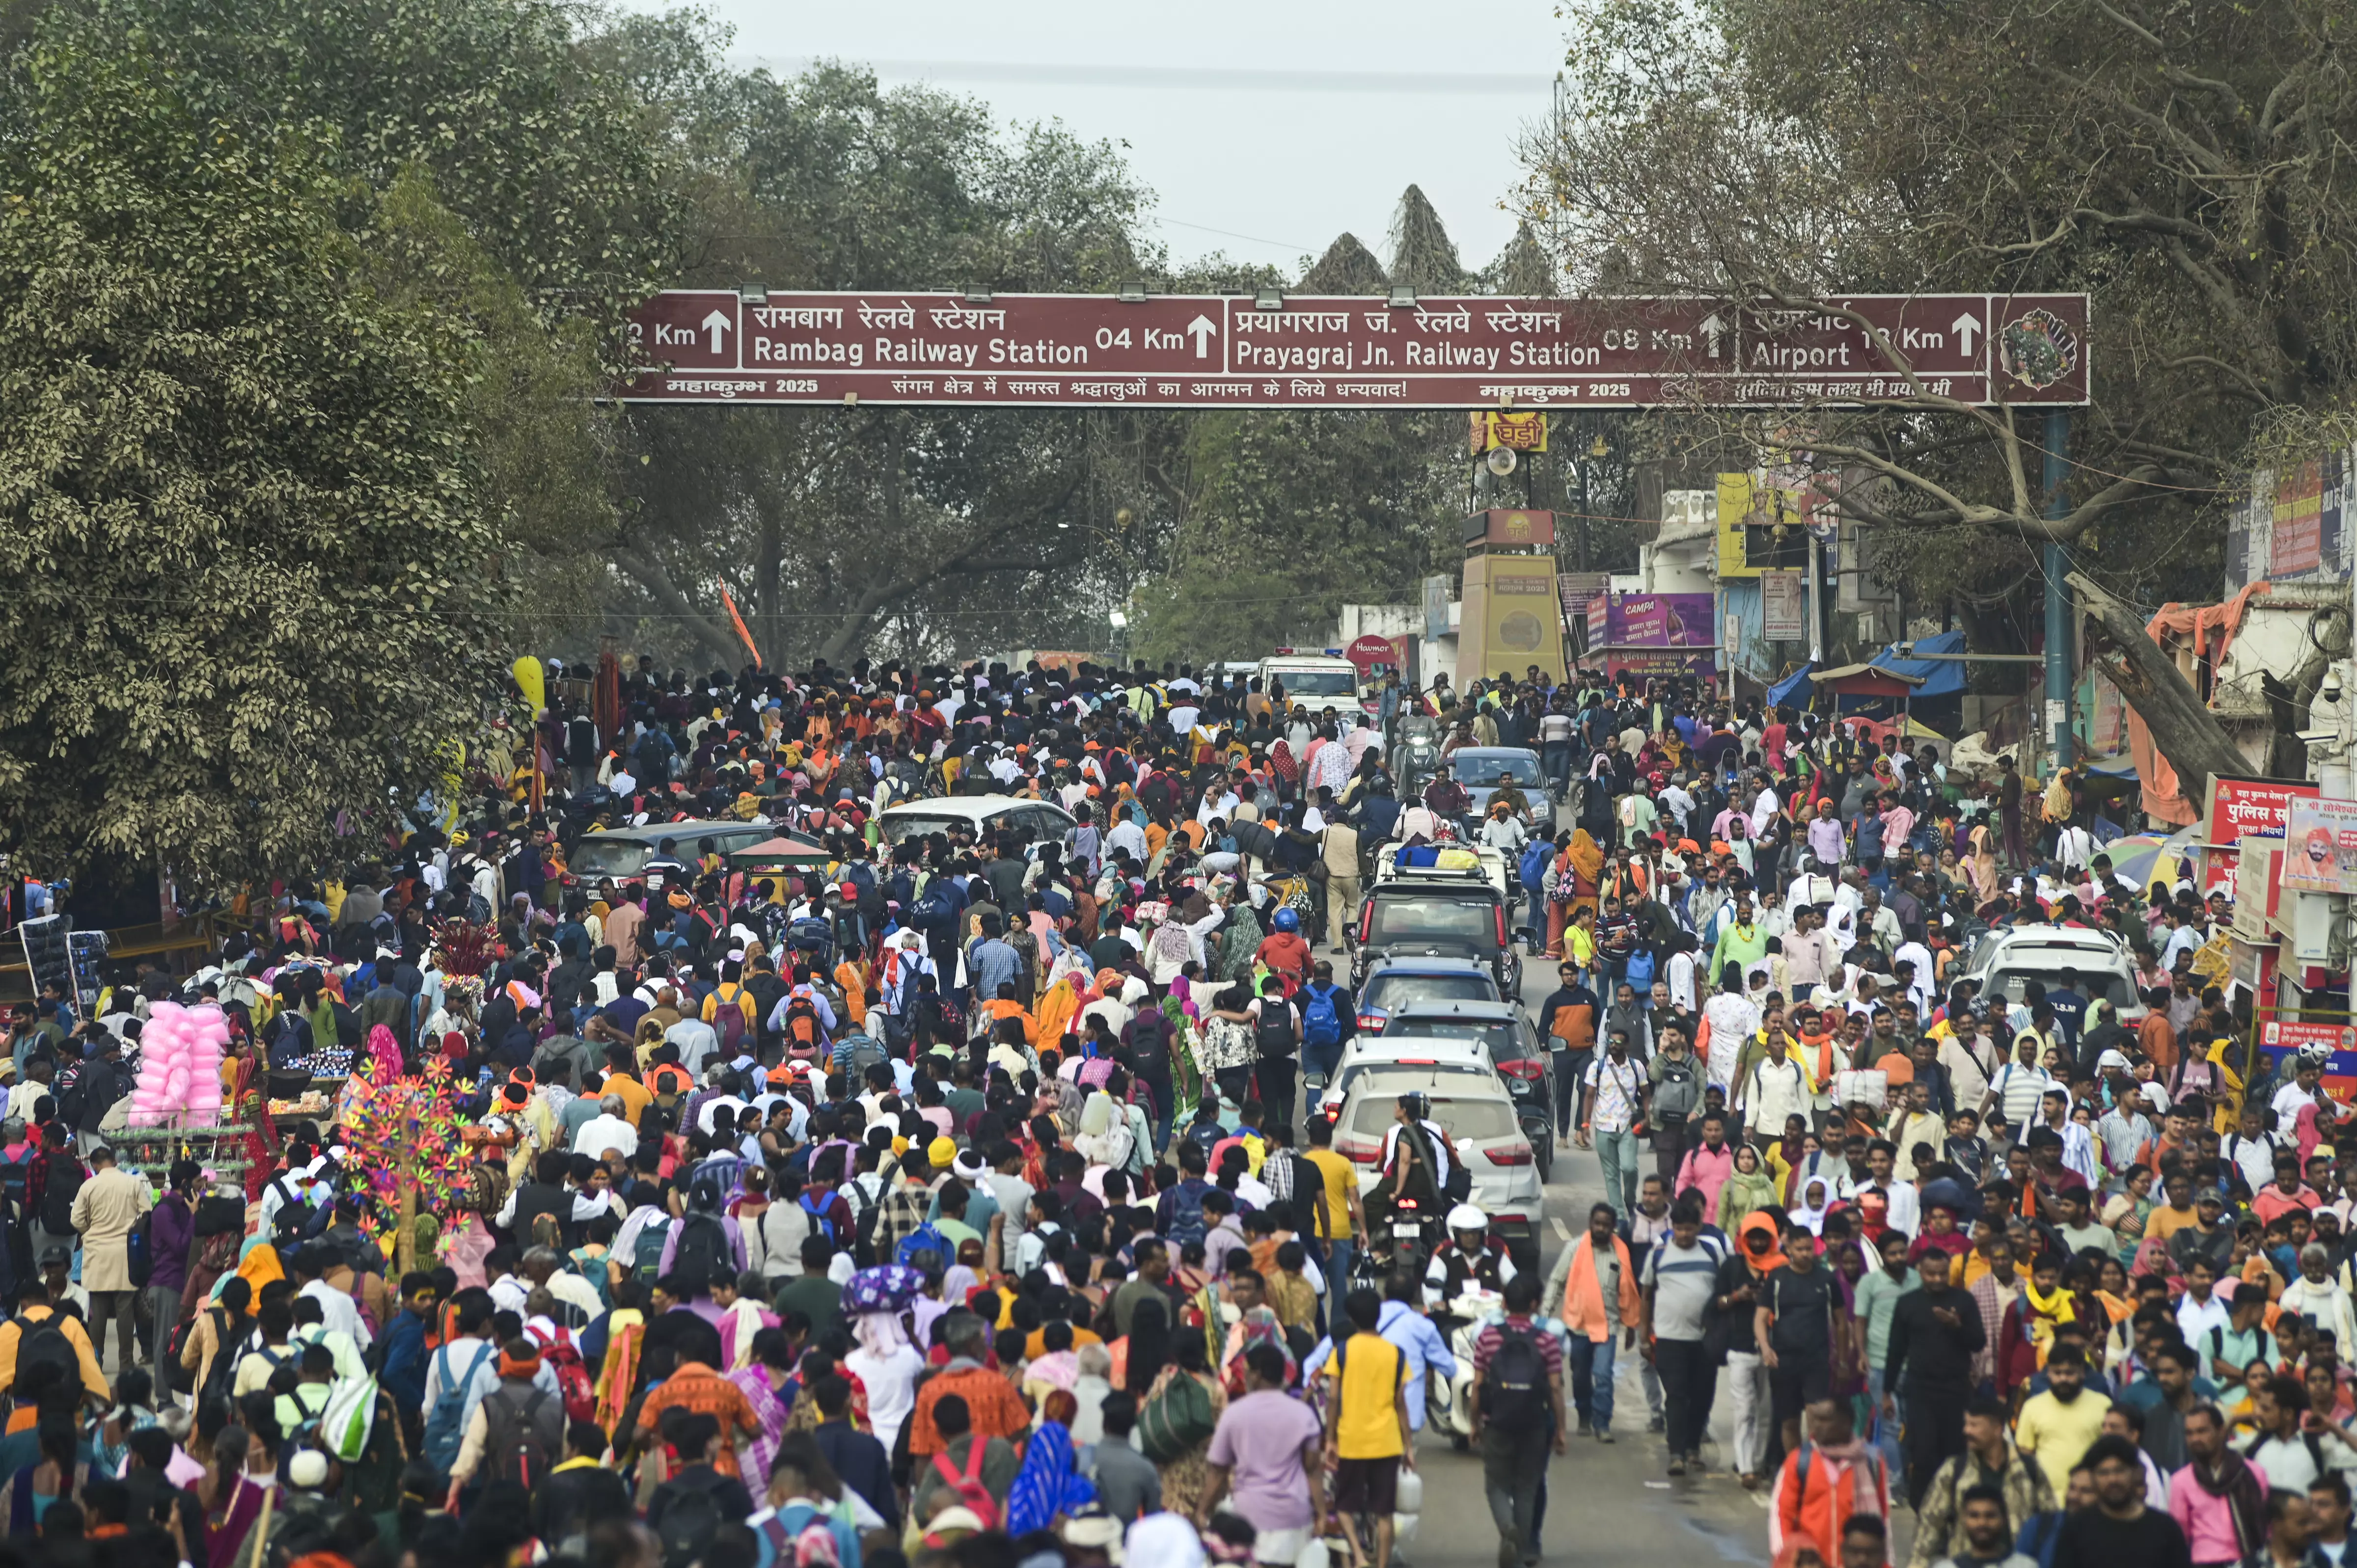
xmin=1666 ymin=950 xmax=1698 ymax=1014
xmin=1583 ymin=1054 xmax=1645 ymax=1134
xmin=2176 ymin=1288 xmax=2230 ymax=1346
xmin=572 ymin=1113 xmax=639 ymax=1158
xmin=298 ymin=1280 xmax=373 ymax=1349
xmin=2224 ymin=1131 xmax=2282 ymax=1195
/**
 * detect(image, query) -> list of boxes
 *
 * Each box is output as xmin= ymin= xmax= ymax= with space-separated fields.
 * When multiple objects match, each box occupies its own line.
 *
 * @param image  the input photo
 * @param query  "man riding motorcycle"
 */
xmin=1423 ymin=1202 xmax=1517 ymax=1314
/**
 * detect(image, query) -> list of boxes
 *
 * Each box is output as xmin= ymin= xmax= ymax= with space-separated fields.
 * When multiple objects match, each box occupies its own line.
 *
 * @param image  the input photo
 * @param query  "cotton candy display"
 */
xmin=125 ymin=1000 xmax=229 ymax=1126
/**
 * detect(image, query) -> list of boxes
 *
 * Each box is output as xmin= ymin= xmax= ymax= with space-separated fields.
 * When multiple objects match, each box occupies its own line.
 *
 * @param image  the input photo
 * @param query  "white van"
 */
xmin=1256 ymin=653 xmax=1365 ymax=716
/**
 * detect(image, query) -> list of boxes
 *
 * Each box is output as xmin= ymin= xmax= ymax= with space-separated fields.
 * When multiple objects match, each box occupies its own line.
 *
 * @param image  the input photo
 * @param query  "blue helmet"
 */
xmin=1271 ymin=907 xmax=1300 ymax=933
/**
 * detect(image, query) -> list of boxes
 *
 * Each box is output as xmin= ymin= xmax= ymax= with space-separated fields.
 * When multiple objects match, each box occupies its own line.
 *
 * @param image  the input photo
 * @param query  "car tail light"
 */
xmin=1495 ymin=905 xmax=1509 ymax=946
xmin=1360 ymin=904 xmax=1374 ymax=943
xmin=1496 ymin=1058 xmax=1544 ymax=1081
xmin=1357 ymin=1010 xmax=1384 ymax=1030
xmin=1485 ymin=1144 xmax=1535 ymax=1166
xmin=1396 ymin=1057 xmax=1437 ymax=1066
xmin=1338 ymin=1137 xmax=1381 ymax=1165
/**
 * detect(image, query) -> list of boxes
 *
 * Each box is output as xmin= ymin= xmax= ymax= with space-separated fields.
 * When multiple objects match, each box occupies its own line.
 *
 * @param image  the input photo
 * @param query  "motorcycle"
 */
xmin=1367 ymin=1194 xmax=1439 ymax=1278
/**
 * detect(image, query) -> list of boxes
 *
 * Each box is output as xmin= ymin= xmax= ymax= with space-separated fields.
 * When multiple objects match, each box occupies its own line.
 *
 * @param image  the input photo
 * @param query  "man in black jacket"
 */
xmin=532 ymin=1418 xmax=635 ymax=1550
xmin=1884 ymin=1247 xmax=1987 ymax=1507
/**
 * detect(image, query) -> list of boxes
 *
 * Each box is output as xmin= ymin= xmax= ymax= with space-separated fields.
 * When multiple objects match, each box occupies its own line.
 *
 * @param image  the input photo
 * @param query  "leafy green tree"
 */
xmin=0 ymin=32 xmax=507 ymax=884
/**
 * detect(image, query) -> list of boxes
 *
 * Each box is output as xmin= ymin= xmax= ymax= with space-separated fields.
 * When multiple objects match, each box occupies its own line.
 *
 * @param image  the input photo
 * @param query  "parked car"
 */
xmin=876 ymin=795 xmax=1076 ymax=850
xmin=1332 ymin=1063 xmax=1542 ymax=1271
xmin=1313 ymin=1036 xmax=1493 ymax=1131
xmin=564 ymin=820 xmax=779 ymax=888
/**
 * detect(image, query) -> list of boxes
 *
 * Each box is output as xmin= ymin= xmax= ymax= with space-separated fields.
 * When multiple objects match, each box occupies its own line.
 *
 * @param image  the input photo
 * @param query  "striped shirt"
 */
xmin=1470 ymin=1315 xmax=1563 ymax=1379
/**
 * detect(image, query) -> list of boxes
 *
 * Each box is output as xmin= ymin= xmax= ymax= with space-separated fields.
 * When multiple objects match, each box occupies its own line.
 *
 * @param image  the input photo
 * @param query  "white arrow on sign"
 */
xmin=1700 ymin=313 xmax=1725 ymax=359
xmin=1186 ymin=314 xmax=1218 ymax=359
xmin=1951 ymin=312 xmax=1980 ymax=358
xmin=701 ymin=308 xmax=733 ymax=355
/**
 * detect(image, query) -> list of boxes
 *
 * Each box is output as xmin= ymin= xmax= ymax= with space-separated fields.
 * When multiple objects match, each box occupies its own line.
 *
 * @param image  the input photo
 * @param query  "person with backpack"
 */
xmin=0 ymin=1273 xmax=105 ymax=1405
xmin=1296 ymin=960 xmax=1354 ymax=1092
xmin=1247 ymin=975 xmax=1301 ymax=1130
xmin=911 ymin=1391 xmax=1021 ymax=1530
xmin=420 ymin=1290 xmax=503 ymax=1475
xmin=1767 ymin=1397 xmax=1892 ymax=1567
xmin=1639 ymin=1194 xmax=1728 ymax=1478
xmin=446 ymin=1337 xmax=568 ymax=1499
xmin=644 ymin=1406 xmax=758 ymax=1562
xmin=1467 ymin=1272 xmax=1567 ymax=1567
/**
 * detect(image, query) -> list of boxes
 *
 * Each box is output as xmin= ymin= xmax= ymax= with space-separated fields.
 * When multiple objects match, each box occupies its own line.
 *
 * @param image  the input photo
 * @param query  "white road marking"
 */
xmin=1551 ymin=1217 xmax=1573 ymax=1240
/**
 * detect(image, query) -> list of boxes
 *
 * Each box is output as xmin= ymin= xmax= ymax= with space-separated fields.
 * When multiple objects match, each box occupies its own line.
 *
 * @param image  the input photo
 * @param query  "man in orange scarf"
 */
xmin=1550 ymin=1201 xmax=1642 ymax=1440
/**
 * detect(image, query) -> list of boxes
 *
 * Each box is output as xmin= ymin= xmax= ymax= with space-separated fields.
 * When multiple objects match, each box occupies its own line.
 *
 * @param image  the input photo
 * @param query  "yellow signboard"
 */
xmin=1468 ymin=411 xmax=1549 ymax=453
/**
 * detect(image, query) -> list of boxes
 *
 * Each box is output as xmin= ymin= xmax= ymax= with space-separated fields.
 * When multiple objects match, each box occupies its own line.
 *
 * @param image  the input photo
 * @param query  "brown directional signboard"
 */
xmin=619 ymin=291 xmax=2088 ymax=410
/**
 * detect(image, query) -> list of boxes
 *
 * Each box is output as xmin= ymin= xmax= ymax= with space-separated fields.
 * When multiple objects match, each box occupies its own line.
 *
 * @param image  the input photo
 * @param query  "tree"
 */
xmin=0 ymin=29 xmax=508 ymax=885
xmin=589 ymin=65 xmax=1170 ymax=670
xmin=1522 ymin=0 xmax=2357 ymax=766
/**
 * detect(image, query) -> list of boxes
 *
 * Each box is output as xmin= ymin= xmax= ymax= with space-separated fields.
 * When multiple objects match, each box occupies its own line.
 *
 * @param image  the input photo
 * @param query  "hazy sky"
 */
xmin=665 ymin=0 xmax=1570 ymax=280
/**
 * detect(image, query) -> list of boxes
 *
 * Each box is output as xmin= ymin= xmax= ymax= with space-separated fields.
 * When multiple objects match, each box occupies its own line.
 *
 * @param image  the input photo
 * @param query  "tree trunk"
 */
xmin=2065 ymin=570 xmax=2259 ymax=793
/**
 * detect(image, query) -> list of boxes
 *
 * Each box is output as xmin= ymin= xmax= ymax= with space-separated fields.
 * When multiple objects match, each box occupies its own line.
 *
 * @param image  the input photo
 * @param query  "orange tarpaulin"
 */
xmin=2126 ymin=581 xmax=2273 ymax=825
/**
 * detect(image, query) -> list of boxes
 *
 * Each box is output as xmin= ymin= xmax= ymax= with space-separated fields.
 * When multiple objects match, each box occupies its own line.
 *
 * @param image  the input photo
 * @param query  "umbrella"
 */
xmin=2101 ymin=825 xmax=2201 ymax=897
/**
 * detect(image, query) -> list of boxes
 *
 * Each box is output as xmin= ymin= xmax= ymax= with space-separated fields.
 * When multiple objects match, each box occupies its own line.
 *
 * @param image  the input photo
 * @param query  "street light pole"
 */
xmin=2043 ymin=409 xmax=2075 ymax=769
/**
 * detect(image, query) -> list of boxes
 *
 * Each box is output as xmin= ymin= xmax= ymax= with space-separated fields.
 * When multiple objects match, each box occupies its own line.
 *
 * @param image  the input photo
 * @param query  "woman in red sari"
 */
xmin=222 ymin=1028 xmax=279 ymax=1201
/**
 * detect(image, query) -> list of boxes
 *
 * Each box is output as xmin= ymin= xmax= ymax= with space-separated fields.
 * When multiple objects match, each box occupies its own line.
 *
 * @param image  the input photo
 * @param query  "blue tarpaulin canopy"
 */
xmin=1766 ymin=664 xmax=1815 ymax=708
xmin=1866 ymin=629 xmax=1968 ymax=698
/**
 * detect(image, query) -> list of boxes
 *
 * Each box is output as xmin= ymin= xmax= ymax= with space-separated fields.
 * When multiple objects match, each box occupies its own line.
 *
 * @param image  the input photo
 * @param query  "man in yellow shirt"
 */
xmin=1303 ymin=1116 xmax=1366 ymax=1289
xmin=1322 ymin=1288 xmax=1412 ymax=1568
xmin=2013 ymin=1345 xmax=2109 ymax=1494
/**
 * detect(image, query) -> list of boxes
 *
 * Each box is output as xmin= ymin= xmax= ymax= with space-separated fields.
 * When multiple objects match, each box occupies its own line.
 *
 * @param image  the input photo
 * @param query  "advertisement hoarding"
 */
xmin=1761 ymin=569 xmax=1808 ymax=640
xmin=2202 ymin=775 xmax=2322 ymax=896
xmin=2279 ymin=795 xmax=2357 ymax=895
xmin=2258 ymin=1018 xmax=2357 ymax=1103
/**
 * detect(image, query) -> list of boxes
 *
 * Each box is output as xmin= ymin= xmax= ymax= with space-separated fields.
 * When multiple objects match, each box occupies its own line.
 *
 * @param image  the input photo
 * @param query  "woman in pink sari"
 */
xmin=728 ymin=1327 xmax=795 ymax=1483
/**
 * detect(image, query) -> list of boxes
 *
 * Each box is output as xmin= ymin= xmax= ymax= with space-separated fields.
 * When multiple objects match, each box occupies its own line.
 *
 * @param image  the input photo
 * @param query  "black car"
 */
xmin=1346 ymin=865 xmax=1523 ymax=1000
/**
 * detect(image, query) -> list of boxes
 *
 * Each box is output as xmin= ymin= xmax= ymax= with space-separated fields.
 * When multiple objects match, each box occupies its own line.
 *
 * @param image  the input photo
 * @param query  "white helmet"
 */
xmin=2300 ymin=1040 xmax=2335 ymax=1068
xmin=1447 ymin=1203 xmax=1489 ymax=1235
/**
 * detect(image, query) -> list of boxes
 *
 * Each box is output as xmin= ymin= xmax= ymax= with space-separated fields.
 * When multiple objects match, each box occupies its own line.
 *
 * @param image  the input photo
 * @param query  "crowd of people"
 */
xmin=0 ymin=650 xmax=2337 ymax=1568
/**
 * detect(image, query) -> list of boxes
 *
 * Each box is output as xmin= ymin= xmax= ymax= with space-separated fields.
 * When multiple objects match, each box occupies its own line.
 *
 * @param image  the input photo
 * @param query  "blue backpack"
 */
xmin=1165 ymin=1179 xmax=1209 ymax=1248
xmin=797 ymin=1191 xmax=839 ymax=1245
xmin=1517 ymin=840 xmax=1551 ymax=892
xmin=1624 ymin=947 xmax=1657 ymax=989
xmin=1301 ymin=984 xmax=1344 ymax=1049
xmin=422 ymin=1341 xmax=495 ymax=1470
xmin=896 ymin=1222 xmax=953 ymax=1269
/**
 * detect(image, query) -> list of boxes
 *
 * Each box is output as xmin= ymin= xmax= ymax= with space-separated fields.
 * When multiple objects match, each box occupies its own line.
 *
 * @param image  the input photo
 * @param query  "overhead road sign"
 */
xmin=618 ymin=291 xmax=2089 ymax=410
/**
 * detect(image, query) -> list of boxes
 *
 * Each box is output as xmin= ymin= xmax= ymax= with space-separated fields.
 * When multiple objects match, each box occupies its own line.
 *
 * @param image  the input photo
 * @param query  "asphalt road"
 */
xmin=1344 ymin=941 xmax=1781 ymax=1568
xmin=1395 ymin=1130 xmax=1780 ymax=1568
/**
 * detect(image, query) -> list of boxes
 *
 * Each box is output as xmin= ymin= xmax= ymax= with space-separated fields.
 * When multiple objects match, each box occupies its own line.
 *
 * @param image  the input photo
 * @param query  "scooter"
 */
xmin=1425 ymin=1296 xmax=1578 ymax=1451
xmin=1425 ymin=1292 xmax=1502 ymax=1450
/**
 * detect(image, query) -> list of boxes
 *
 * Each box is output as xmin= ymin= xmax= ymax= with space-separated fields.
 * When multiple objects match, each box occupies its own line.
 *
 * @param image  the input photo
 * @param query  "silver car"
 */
xmin=1448 ymin=747 xmax=1557 ymax=837
xmin=1955 ymin=923 xmax=2148 ymax=1023
xmin=1334 ymin=1063 xmax=1543 ymax=1268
